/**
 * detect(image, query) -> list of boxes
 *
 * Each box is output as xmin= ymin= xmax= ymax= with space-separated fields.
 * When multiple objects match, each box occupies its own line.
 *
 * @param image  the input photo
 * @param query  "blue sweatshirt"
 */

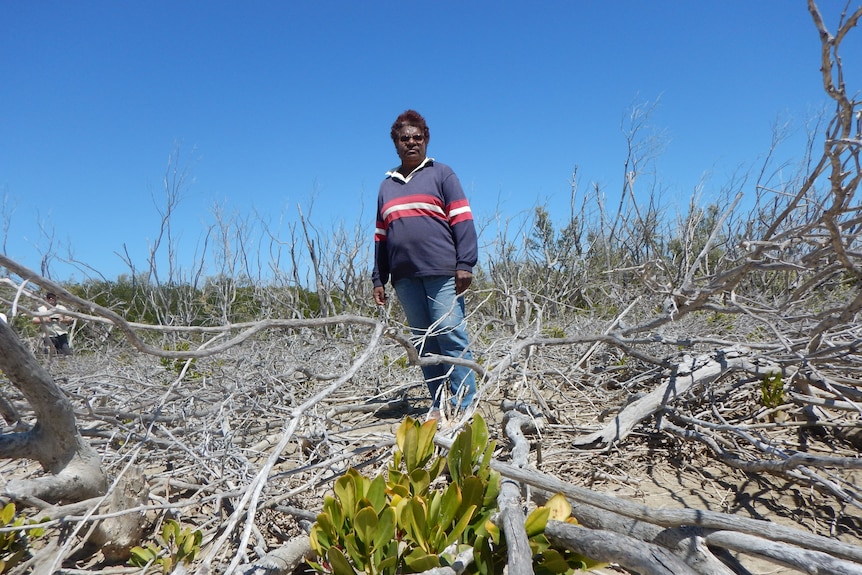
xmin=372 ymin=159 xmax=478 ymax=287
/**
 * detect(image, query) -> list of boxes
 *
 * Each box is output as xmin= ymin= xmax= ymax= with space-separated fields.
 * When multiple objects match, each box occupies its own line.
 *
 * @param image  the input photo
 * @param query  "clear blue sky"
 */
xmin=2 ymin=2 xmax=859 ymax=283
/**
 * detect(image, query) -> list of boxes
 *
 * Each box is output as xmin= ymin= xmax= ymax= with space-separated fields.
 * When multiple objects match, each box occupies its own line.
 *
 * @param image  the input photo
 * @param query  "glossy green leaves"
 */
xmin=310 ymin=470 xmax=399 ymax=575
xmin=0 ymin=502 xmax=47 ymax=573
xmin=308 ymin=415 xmax=595 ymax=575
xmin=310 ymin=416 xmax=498 ymax=575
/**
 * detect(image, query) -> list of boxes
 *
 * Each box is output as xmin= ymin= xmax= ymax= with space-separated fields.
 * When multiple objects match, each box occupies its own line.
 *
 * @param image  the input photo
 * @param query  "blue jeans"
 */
xmin=393 ymin=276 xmax=477 ymax=409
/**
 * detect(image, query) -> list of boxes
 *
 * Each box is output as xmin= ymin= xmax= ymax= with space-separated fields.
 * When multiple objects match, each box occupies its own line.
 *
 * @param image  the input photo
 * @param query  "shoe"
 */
xmin=425 ymin=408 xmax=443 ymax=423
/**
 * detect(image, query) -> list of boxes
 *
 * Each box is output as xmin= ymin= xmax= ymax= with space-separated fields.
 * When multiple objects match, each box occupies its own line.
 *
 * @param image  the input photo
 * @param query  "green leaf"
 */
xmin=0 ymin=503 xmax=14 ymax=525
xmin=483 ymin=470 xmax=502 ymax=506
xmin=377 ymin=553 xmax=400 ymax=574
xmin=403 ymin=422 xmax=420 ymax=472
xmin=347 ymin=468 xmax=370 ymax=500
xmin=395 ymin=417 xmax=415 ymax=456
xmin=473 ymin=535 xmax=495 ymax=575
xmin=387 ymin=468 xmax=404 ymax=487
xmin=428 ymin=489 xmax=443 ymax=524
xmin=162 ymin=518 xmax=180 ymax=543
xmin=323 ymin=495 xmax=345 ymax=532
xmin=366 ymin=474 xmax=387 ymax=513
xmin=326 ymin=547 xmax=357 ymax=575
xmin=178 ymin=528 xmax=203 ymax=563
xmin=387 ymin=471 xmax=410 ymax=500
xmin=529 ymin=533 xmax=551 ymax=555
xmin=309 ymin=526 xmax=326 ymax=556
xmin=524 ymin=507 xmax=549 ymax=537
xmin=438 ymin=483 xmax=462 ymax=529
xmin=373 ymin=506 xmax=397 ymax=550
xmin=128 ymin=545 xmax=158 ymax=567
xmin=478 ymin=440 xmax=496 ymax=480
xmin=409 ymin=468 xmax=430 ymax=496
xmin=483 ymin=519 xmax=501 ymax=545
xmin=313 ymin=512 xmax=337 ymax=551
xmin=447 ymin=431 xmax=468 ymax=486
xmin=470 ymin=415 xmax=489 ymax=461
xmin=459 ymin=476 xmax=483 ymax=516
xmin=443 ymin=504 xmax=476 ymax=548
xmin=343 ymin=533 xmax=364 ymax=567
xmin=334 ymin=474 xmax=357 ymax=516
xmin=403 ymin=547 xmax=439 ymax=572
xmin=27 ymin=516 xmax=49 ymax=539
xmin=536 ymin=548 xmax=571 ymax=574
xmin=394 ymin=417 xmax=419 ymax=470
xmin=428 ymin=455 xmax=447 ymax=482
xmin=390 ymin=449 xmax=403 ymax=474
xmin=415 ymin=419 xmax=438 ymax=467
xmin=399 ymin=499 xmax=429 ymax=552
xmin=354 ymin=506 xmax=379 ymax=548
xmin=180 ymin=533 xmax=195 ymax=557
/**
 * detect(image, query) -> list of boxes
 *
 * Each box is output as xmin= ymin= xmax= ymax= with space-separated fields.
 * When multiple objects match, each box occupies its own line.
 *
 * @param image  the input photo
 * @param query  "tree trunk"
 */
xmin=0 ymin=320 xmax=106 ymax=503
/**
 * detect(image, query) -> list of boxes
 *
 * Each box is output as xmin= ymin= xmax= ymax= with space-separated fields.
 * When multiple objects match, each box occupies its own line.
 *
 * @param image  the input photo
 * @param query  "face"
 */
xmin=395 ymin=125 xmax=428 ymax=172
xmin=46 ymin=295 xmax=56 ymax=305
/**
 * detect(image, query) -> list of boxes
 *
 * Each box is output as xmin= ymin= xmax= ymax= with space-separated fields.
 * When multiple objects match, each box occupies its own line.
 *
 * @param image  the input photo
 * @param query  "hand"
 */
xmin=455 ymin=270 xmax=473 ymax=295
xmin=373 ymin=286 xmax=387 ymax=306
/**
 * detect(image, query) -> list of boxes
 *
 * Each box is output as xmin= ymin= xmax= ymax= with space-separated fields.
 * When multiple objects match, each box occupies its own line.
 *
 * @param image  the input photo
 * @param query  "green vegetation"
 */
xmin=0 ymin=502 xmax=48 ymax=573
xmin=309 ymin=416 xmax=598 ymax=575
xmin=129 ymin=519 xmax=203 ymax=574
xmin=159 ymin=340 xmax=205 ymax=380
xmin=542 ymin=326 xmax=566 ymax=339
xmin=760 ymin=372 xmax=785 ymax=410
xmin=706 ymin=311 xmax=735 ymax=333
xmin=382 ymin=354 xmax=410 ymax=370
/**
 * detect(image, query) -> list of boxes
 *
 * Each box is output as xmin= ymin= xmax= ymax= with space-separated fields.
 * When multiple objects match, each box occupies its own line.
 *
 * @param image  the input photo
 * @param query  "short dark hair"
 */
xmin=46 ymin=292 xmax=57 ymax=299
xmin=391 ymin=110 xmax=430 ymax=144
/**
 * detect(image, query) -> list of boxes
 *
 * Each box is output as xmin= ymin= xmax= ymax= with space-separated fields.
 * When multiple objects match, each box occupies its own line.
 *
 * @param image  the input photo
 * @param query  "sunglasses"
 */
xmin=399 ymin=134 xmax=425 ymax=143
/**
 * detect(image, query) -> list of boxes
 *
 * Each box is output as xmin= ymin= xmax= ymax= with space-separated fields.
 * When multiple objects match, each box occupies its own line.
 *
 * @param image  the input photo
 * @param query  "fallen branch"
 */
xmin=573 ymin=347 xmax=779 ymax=448
xmin=491 ymin=460 xmax=862 ymax=564
xmin=545 ymin=520 xmax=698 ymax=575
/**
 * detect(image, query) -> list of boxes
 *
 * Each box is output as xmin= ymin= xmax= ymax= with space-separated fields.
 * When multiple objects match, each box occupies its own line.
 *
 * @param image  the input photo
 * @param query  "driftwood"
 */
xmin=494 ymin=410 xmax=535 ymax=575
xmin=532 ymin=487 xmax=737 ymax=575
xmin=544 ymin=520 xmax=698 ymax=575
xmin=493 ymin=460 xmax=862 ymax=571
xmin=237 ymin=535 xmax=313 ymax=575
xmin=703 ymin=530 xmax=862 ymax=575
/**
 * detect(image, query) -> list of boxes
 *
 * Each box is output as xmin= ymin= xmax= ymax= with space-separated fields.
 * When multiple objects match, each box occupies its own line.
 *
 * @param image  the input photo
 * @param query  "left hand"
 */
xmin=454 ymin=270 xmax=473 ymax=295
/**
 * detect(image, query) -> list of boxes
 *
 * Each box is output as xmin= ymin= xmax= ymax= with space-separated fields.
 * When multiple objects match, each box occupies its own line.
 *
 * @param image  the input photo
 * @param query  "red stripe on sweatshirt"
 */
xmin=446 ymin=199 xmax=473 ymax=225
xmin=380 ymin=194 xmax=446 ymax=225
